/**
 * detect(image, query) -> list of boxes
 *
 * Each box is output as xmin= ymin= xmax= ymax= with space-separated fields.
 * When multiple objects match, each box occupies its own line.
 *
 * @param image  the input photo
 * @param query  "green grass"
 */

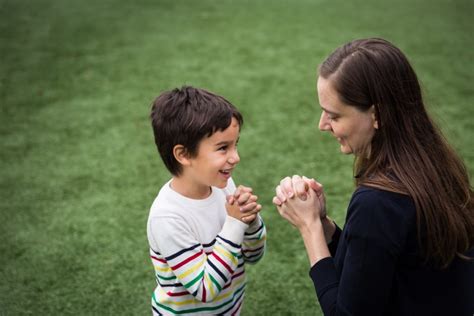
xmin=1 ymin=0 xmax=472 ymax=314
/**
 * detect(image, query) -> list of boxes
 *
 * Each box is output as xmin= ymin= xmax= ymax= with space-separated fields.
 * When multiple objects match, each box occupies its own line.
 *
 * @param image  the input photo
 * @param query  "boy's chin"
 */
xmin=215 ymin=180 xmax=229 ymax=189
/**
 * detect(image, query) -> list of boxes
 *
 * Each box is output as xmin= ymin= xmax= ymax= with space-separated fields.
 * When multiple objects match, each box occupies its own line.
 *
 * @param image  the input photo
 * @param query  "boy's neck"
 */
xmin=170 ymin=177 xmax=212 ymax=200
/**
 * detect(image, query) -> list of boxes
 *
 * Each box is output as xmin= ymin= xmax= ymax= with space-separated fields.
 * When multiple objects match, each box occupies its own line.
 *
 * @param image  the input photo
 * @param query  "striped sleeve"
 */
xmin=149 ymin=214 xmax=248 ymax=303
xmin=242 ymin=214 xmax=266 ymax=264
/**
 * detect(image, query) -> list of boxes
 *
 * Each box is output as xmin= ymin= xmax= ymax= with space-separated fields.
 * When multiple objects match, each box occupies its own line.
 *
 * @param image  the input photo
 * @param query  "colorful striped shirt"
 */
xmin=147 ymin=179 xmax=266 ymax=315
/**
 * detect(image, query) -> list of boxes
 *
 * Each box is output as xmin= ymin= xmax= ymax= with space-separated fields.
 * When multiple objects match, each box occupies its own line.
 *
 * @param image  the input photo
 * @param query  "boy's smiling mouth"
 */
xmin=219 ymin=168 xmax=233 ymax=177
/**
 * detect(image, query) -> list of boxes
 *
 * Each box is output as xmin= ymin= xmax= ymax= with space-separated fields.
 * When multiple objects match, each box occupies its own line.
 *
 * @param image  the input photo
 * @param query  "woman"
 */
xmin=273 ymin=38 xmax=473 ymax=315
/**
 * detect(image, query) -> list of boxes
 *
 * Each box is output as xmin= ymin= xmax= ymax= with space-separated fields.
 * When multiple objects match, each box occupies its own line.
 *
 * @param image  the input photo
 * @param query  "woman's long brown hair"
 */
xmin=319 ymin=38 xmax=473 ymax=268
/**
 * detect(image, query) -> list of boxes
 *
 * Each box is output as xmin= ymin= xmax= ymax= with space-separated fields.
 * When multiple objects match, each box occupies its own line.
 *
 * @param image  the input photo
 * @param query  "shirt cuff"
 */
xmin=246 ymin=215 xmax=263 ymax=232
xmin=309 ymin=257 xmax=339 ymax=305
xmin=219 ymin=215 xmax=249 ymax=245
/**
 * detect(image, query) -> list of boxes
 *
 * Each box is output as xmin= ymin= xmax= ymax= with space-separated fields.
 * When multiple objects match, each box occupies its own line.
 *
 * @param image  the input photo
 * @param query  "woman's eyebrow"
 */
xmin=320 ymin=106 xmax=339 ymax=116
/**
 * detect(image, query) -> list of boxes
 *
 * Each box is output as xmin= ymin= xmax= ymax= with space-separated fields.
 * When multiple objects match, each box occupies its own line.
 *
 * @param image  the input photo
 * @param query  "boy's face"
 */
xmin=185 ymin=117 xmax=241 ymax=195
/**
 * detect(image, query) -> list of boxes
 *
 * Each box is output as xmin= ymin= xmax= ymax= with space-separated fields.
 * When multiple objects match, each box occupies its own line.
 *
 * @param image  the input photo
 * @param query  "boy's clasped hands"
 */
xmin=226 ymin=185 xmax=262 ymax=224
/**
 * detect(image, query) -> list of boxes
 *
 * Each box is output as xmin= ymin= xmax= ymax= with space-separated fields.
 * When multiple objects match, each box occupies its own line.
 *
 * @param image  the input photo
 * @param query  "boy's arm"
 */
xmin=229 ymin=184 xmax=266 ymax=264
xmin=149 ymin=214 xmax=247 ymax=303
xmin=242 ymin=214 xmax=266 ymax=264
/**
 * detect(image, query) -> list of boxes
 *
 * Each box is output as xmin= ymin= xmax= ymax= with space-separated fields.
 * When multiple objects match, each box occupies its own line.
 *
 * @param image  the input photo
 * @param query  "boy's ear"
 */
xmin=173 ymin=145 xmax=191 ymax=166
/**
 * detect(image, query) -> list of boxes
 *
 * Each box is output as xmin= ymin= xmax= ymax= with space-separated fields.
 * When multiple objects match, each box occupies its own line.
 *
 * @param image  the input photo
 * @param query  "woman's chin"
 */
xmin=339 ymin=145 xmax=353 ymax=155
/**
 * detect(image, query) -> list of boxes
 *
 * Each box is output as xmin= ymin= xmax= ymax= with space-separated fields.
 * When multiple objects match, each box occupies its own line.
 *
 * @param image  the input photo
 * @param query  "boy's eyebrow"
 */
xmin=215 ymin=137 xmax=239 ymax=146
xmin=215 ymin=141 xmax=230 ymax=146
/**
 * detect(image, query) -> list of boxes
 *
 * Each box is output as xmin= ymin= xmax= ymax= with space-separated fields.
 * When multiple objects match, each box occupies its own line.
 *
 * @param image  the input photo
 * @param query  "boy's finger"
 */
xmin=242 ymin=214 xmax=257 ymax=224
xmin=240 ymin=202 xmax=257 ymax=212
xmin=225 ymin=201 xmax=240 ymax=214
xmin=244 ymin=203 xmax=261 ymax=213
xmin=238 ymin=194 xmax=257 ymax=205
xmin=236 ymin=192 xmax=252 ymax=205
xmin=235 ymin=185 xmax=243 ymax=198
xmin=239 ymin=185 xmax=252 ymax=193
xmin=235 ymin=185 xmax=252 ymax=197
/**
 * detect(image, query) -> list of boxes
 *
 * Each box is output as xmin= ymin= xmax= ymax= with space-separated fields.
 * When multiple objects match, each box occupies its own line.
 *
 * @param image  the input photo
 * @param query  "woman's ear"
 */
xmin=370 ymin=105 xmax=379 ymax=129
xmin=173 ymin=145 xmax=191 ymax=166
xmin=373 ymin=115 xmax=379 ymax=129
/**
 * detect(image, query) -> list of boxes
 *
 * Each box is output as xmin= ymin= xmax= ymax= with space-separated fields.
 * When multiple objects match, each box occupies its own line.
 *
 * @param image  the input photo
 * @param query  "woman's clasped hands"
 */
xmin=273 ymin=175 xmax=326 ymax=224
xmin=273 ymin=175 xmax=335 ymax=244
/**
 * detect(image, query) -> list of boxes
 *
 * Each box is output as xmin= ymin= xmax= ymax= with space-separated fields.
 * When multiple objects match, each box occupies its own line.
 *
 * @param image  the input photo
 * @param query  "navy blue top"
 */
xmin=310 ymin=186 xmax=474 ymax=316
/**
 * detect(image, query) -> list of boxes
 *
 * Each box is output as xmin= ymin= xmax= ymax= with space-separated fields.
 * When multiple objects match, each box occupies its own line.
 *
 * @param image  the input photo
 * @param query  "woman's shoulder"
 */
xmin=345 ymin=186 xmax=417 ymax=253
xmin=348 ymin=185 xmax=416 ymax=226
xmin=352 ymin=185 xmax=414 ymax=209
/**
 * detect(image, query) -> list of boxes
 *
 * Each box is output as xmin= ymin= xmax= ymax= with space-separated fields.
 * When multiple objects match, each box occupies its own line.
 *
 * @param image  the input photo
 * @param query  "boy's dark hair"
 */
xmin=150 ymin=86 xmax=243 ymax=176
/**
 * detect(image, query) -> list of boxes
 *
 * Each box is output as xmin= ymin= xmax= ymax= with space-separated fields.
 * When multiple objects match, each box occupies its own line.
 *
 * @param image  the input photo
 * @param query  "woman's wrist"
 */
xmin=298 ymin=216 xmax=320 ymax=235
xmin=321 ymin=216 xmax=336 ymax=244
xmin=299 ymin=219 xmax=331 ymax=267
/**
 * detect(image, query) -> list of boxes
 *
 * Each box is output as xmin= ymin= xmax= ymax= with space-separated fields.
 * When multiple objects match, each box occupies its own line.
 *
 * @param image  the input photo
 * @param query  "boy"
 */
xmin=147 ymin=86 xmax=266 ymax=315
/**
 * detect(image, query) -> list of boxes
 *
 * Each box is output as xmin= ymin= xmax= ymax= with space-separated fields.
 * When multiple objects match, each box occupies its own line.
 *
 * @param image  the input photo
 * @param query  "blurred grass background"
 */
xmin=1 ymin=0 xmax=472 ymax=314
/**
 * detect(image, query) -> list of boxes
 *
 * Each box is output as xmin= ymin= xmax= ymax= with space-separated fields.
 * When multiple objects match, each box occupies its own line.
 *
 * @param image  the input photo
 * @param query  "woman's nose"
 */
xmin=318 ymin=112 xmax=330 ymax=131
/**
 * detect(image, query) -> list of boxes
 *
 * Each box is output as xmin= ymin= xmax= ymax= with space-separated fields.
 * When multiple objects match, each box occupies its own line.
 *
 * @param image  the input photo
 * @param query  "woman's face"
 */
xmin=317 ymin=76 xmax=377 ymax=155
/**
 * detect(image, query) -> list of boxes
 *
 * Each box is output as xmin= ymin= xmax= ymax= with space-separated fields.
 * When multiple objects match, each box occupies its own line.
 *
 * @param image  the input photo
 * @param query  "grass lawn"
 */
xmin=1 ymin=0 xmax=472 ymax=314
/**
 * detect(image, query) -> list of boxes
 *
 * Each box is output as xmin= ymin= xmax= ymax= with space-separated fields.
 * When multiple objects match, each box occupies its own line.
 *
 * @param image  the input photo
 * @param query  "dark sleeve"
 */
xmin=309 ymin=189 xmax=413 ymax=316
xmin=328 ymin=223 xmax=342 ymax=257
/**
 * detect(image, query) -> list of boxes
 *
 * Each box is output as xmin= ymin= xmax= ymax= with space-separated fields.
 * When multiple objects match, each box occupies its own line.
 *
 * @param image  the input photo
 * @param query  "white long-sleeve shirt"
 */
xmin=147 ymin=178 xmax=266 ymax=315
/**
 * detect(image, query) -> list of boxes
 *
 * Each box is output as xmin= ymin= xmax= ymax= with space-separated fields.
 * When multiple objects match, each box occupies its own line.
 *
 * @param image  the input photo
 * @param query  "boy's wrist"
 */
xmin=220 ymin=216 xmax=248 ymax=245
xmin=246 ymin=214 xmax=261 ymax=229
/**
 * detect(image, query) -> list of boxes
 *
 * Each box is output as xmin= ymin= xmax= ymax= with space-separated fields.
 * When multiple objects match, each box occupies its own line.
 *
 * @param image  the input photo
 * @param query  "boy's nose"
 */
xmin=229 ymin=150 xmax=240 ymax=165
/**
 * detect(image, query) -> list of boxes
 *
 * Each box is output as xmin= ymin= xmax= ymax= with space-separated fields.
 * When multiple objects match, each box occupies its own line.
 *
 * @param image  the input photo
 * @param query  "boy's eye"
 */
xmin=218 ymin=145 xmax=228 ymax=151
